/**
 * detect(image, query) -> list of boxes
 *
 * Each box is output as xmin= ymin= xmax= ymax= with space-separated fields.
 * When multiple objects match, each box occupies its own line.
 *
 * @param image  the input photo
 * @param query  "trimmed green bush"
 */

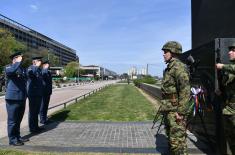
xmin=133 ymin=75 xmax=156 ymax=86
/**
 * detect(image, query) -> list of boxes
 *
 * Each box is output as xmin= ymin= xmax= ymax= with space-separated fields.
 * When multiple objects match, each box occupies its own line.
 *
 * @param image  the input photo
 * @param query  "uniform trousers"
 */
xmin=223 ymin=114 xmax=235 ymax=155
xmin=164 ymin=112 xmax=188 ymax=154
xmin=6 ymin=99 xmax=25 ymax=143
xmin=40 ymin=95 xmax=51 ymax=123
xmin=28 ymin=96 xmax=42 ymax=131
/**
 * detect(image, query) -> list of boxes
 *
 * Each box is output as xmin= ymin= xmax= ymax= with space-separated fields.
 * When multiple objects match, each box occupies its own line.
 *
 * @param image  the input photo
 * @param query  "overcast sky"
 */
xmin=0 ymin=0 xmax=191 ymax=76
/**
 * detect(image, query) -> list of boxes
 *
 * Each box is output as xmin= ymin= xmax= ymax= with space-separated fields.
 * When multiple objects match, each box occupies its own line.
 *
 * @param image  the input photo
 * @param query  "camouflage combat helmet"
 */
xmin=162 ymin=41 xmax=182 ymax=54
xmin=228 ymin=42 xmax=235 ymax=50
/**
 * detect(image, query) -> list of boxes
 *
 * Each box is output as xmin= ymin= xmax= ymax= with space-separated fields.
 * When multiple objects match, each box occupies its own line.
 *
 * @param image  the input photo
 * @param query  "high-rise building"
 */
xmin=141 ymin=68 xmax=147 ymax=75
xmin=0 ymin=14 xmax=78 ymax=66
xmin=128 ymin=66 xmax=137 ymax=76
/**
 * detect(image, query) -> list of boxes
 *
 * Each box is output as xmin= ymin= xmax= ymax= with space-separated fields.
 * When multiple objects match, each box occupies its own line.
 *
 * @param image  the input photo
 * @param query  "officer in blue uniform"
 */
xmin=5 ymin=51 xmax=29 ymax=146
xmin=27 ymin=56 xmax=44 ymax=133
xmin=40 ymin=60 xmax=52 ymax=124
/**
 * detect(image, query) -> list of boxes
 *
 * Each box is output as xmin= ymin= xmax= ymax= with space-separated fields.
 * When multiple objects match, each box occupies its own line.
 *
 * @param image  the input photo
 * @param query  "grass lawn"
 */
xmin=50 ymin=84 xmax=155 ymax=122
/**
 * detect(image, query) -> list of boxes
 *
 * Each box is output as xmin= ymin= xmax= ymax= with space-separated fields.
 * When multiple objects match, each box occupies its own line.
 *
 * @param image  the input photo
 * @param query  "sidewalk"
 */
xmin=0 ymin=121 xmax=214 ymax=154
xmin=0 ymin=81 xmax=116 ymax=138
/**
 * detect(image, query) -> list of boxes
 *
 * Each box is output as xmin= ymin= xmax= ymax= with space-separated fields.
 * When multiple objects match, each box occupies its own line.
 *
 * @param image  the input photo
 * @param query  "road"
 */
xmin=0 ymin=80 xmax=117 ymax=138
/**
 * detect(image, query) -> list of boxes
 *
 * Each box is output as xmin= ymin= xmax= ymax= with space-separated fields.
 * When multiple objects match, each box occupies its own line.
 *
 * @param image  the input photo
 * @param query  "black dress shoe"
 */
xmin=19 ymin=137 xmax=29 ymax=142
xmin=9 ymin=141 xmax=24 ymax=146
xmin=40 ymin=121 xmax=48 ymax=125
xmin=40 ymin=119 xmax=52 ymax=125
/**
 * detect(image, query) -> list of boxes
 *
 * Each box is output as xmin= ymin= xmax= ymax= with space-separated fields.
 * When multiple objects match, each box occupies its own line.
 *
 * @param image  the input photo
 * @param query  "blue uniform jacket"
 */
xmin=27 ymin=65 xmax=43 ymax=97
xmin=42 ymin=69 xmax=52 ymax=95
xmin=5 ymin=62 xmax=27 ymax=100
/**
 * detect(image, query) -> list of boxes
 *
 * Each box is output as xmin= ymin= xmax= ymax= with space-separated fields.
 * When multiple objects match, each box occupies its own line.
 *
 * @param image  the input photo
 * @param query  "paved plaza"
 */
xmin=0 ymin=81 xmax=115 ymax=138
xmin=0 ymin=121 xmax=213 ymax=154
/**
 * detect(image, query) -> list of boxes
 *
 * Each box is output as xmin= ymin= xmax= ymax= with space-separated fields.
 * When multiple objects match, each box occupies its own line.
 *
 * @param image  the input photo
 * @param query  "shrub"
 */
xmin=133 ymin=75 xmax=156 ymax=87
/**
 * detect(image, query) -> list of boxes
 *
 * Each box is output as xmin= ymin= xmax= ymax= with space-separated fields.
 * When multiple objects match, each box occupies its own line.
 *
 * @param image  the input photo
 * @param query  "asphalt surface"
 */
xmin=0 ymin=80 xmax=116 ymax=138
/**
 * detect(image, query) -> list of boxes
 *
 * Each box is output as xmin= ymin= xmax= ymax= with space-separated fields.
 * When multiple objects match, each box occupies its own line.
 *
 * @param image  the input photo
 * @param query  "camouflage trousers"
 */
xmin=223 ymin=114 xmax=235 ymax=155
xmin=164 ymin=112 xmax=188 ymax=155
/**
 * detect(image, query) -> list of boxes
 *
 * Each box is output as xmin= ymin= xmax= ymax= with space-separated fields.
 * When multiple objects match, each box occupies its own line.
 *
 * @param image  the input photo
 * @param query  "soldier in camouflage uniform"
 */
xmin=160 ymin=41 xmax=190 ymax=155
xmin=216 ymin=43 xmax=235 ymax=155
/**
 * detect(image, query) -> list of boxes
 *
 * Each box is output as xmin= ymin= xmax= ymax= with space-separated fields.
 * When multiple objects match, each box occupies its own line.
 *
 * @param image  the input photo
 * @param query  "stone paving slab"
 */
xmin=0 ymin=122 xmax=214 ymax=154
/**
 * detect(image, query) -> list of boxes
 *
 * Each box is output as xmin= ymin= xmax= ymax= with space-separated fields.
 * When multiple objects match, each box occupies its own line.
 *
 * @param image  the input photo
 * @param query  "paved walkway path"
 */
xmin=0 ymin=121 xmax=213 ymax=154
xmin=0 ymin=80 xmax=116 ymax=138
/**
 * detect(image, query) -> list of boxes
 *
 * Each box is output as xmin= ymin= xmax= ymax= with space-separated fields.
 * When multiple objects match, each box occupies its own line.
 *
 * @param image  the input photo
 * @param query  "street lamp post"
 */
xmin=77 ymin=61 xmax=79 ymax=84
xmin=146 ymin=63 xmax=159 ymax=76
xmin=146 ymin=64 xmax=149 ymax=75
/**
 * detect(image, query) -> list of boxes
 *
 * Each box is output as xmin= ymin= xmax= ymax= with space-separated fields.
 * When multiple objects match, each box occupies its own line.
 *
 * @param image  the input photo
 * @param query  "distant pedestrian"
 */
xmin=160 ymin=41 xmax=190 ymax=155
xmin=27 ymin=56 xmax=44 ymax=133
xmin=216 ymin=42 xmax=235 ymax=155
xmin=5 ymin=51 xmax=29 ymax=146
xmin=40 ymin=60 xmax=52 ymax=125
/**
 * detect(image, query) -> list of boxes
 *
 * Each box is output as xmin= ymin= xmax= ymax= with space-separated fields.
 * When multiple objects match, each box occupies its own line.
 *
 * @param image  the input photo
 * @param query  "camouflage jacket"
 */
xmin=161 ymin=58 xmax=190 ymax=115
xmin=221 ymin=64 xmax=235 ymax=115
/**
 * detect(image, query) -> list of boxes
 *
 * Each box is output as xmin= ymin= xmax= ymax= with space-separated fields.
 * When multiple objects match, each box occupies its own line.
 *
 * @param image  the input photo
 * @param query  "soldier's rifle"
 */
xmin=151 ymin=106 xmax=165 ymax=135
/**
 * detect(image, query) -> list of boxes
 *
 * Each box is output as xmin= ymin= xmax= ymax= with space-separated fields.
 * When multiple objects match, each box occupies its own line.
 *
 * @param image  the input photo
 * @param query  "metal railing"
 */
xmin=48 ymin=86 xmax=107 ymax=110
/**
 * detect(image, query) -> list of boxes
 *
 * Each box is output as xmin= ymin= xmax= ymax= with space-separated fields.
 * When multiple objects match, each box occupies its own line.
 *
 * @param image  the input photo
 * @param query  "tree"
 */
xmin=48 ymin=52 xmax=60 ymax=67
xmin=79 ymin=68 xmax=85 ymax=75
xmin=0 ymin=28 xmax=60 ymax=71
xmin=22 ymin=47 xmax=60 ymax=67
xmin=0 ymin=28 xmax=26 ymax=72
xmin=64 ymin=61 xmax=79 ymax=78
xmin=121 ymin=73 xmax=129 ymax=79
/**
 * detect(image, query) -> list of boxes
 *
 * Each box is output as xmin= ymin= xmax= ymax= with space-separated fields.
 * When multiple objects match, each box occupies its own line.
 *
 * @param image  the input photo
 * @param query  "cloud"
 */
xmin=30 ymin=4 xmax=38 ymax=11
